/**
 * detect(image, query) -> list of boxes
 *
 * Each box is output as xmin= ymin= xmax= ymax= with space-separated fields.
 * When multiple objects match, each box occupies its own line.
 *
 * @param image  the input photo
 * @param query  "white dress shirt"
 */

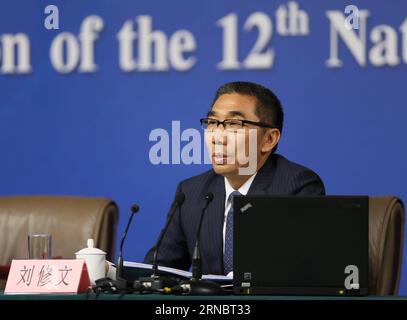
xmin=223 ymin=173 xmax=257 ymax=254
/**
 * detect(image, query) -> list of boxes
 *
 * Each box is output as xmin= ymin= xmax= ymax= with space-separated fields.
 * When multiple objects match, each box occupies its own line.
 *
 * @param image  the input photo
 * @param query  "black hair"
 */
xmin=211 ymin=81 xmax=284 ymax=152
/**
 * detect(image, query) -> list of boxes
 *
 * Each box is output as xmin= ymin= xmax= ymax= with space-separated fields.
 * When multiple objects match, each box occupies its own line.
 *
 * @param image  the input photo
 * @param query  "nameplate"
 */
xmin=4 ymin=259 xmax=91 ymax=294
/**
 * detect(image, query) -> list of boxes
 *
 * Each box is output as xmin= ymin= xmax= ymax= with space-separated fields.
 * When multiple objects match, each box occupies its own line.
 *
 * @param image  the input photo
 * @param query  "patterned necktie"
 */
xmin=224 ymin=190 xmax=242 ymax=275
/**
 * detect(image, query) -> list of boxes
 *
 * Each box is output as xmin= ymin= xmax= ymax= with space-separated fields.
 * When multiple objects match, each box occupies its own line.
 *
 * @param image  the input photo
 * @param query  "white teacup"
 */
xmin=75 ymin=239 xmax=106 ymax=285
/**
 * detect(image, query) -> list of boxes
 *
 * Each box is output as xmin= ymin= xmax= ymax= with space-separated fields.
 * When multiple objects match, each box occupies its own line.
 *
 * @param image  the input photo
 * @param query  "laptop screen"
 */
xmin=233 ymin=196 xmax=369 ymax=295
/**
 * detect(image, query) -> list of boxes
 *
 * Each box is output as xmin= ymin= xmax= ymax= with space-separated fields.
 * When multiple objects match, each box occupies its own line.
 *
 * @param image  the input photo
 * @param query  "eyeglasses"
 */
xmin=200 ymin=118 xmax=275 ymax=131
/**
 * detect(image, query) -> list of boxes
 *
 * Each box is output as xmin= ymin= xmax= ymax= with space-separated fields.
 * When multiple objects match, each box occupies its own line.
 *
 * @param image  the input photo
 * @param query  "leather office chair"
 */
xmin=369 ymin=196 xmax=405 ymax=295
xmin=0 ymin=196 xmax=119 ymax=265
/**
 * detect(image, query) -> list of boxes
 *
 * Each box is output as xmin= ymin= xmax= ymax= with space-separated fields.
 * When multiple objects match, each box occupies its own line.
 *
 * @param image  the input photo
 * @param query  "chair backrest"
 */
xmin=0 ymin=196 xmax=119 ymax=265
xmin=369 ymin=196 xmax=405 ymax=295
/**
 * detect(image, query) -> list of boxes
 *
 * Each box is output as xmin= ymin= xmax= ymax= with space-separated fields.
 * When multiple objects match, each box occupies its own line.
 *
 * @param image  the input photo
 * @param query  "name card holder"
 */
xmin=4 ymin=259 xmax=91 ymax=294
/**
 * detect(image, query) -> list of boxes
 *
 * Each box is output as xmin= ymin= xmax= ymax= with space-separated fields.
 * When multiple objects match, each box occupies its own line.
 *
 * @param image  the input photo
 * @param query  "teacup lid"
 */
xmin=75 ymin=239 xmax=106 ymax=255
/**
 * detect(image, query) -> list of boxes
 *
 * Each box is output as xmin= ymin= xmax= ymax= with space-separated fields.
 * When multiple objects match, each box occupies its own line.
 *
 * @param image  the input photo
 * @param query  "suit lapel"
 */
xmin=200 ymin=174 xmax=225 ymax=274
xmin=247 ymin=154 xmax=276 ymax=196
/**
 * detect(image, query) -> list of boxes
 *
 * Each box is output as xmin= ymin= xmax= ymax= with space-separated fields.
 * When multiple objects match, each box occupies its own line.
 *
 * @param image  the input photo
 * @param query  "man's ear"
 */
xmin=261 ymin=128 xmax=281 ymax=153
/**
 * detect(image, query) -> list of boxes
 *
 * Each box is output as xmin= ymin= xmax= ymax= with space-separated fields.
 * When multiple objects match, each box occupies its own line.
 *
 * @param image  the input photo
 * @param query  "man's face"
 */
xmin=204 ymin=93 xmax=264 ymax=178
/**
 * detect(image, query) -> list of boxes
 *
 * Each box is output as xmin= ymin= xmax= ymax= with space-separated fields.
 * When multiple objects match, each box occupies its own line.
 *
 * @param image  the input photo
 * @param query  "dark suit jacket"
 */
xmin=144 ymin=153 xmax=325 ymax=275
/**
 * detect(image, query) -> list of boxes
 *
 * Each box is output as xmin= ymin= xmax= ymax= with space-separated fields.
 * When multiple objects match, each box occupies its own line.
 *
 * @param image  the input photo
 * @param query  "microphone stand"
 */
xmin=94 ymin=204 xmax=139 ymax=293
xmin=178 ymin=192 xmax=226 ymax=295
xmin=135 ymin=193 xmax=185 ymax=292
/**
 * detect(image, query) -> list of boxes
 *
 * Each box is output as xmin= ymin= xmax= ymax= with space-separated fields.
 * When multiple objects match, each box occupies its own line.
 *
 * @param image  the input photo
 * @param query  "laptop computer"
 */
xmin=233 ymin=196 xmax=369 ymax=296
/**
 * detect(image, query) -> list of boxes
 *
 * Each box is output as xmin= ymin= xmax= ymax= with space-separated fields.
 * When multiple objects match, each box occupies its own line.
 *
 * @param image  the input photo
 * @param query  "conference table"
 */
xmin=1 ymin=290 xmax=406 ymax=300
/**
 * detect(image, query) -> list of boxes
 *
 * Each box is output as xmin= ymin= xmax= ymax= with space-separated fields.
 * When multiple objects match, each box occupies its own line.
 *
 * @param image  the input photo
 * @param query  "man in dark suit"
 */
xmin=144 ymin=81 xmax=325 ymax=275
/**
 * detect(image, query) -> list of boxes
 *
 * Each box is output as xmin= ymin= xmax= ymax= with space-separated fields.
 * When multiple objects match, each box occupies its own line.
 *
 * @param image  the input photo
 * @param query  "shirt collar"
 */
xmin=224 ymin=172 xmax=258 ymax=204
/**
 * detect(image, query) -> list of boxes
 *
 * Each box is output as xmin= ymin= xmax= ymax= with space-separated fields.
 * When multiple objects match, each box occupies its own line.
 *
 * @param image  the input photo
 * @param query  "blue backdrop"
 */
xmin=1 ymin=0 xmax=406 ymax=294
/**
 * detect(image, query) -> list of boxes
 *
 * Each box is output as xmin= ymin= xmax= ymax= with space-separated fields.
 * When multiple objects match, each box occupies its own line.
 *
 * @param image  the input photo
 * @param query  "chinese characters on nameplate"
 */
xmin=5 ymin=260 xmax=91 ymax=294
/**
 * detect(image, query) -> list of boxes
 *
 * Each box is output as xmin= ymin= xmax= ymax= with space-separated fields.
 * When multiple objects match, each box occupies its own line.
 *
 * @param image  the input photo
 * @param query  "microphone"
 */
xmin=94 ymin=203 xmax=139 ymax=293
xmin=178 ymin=192 xmax=226 ymax=295
xmin=191 ymin=192 xmax=213 ymax=280
xmin=135 ymin=192 xmax=185 ymax=292
xmin=116 ymin=204 xmax=139 ymax=280
xmin=152 ymin=192 xmax=185 ymax=277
